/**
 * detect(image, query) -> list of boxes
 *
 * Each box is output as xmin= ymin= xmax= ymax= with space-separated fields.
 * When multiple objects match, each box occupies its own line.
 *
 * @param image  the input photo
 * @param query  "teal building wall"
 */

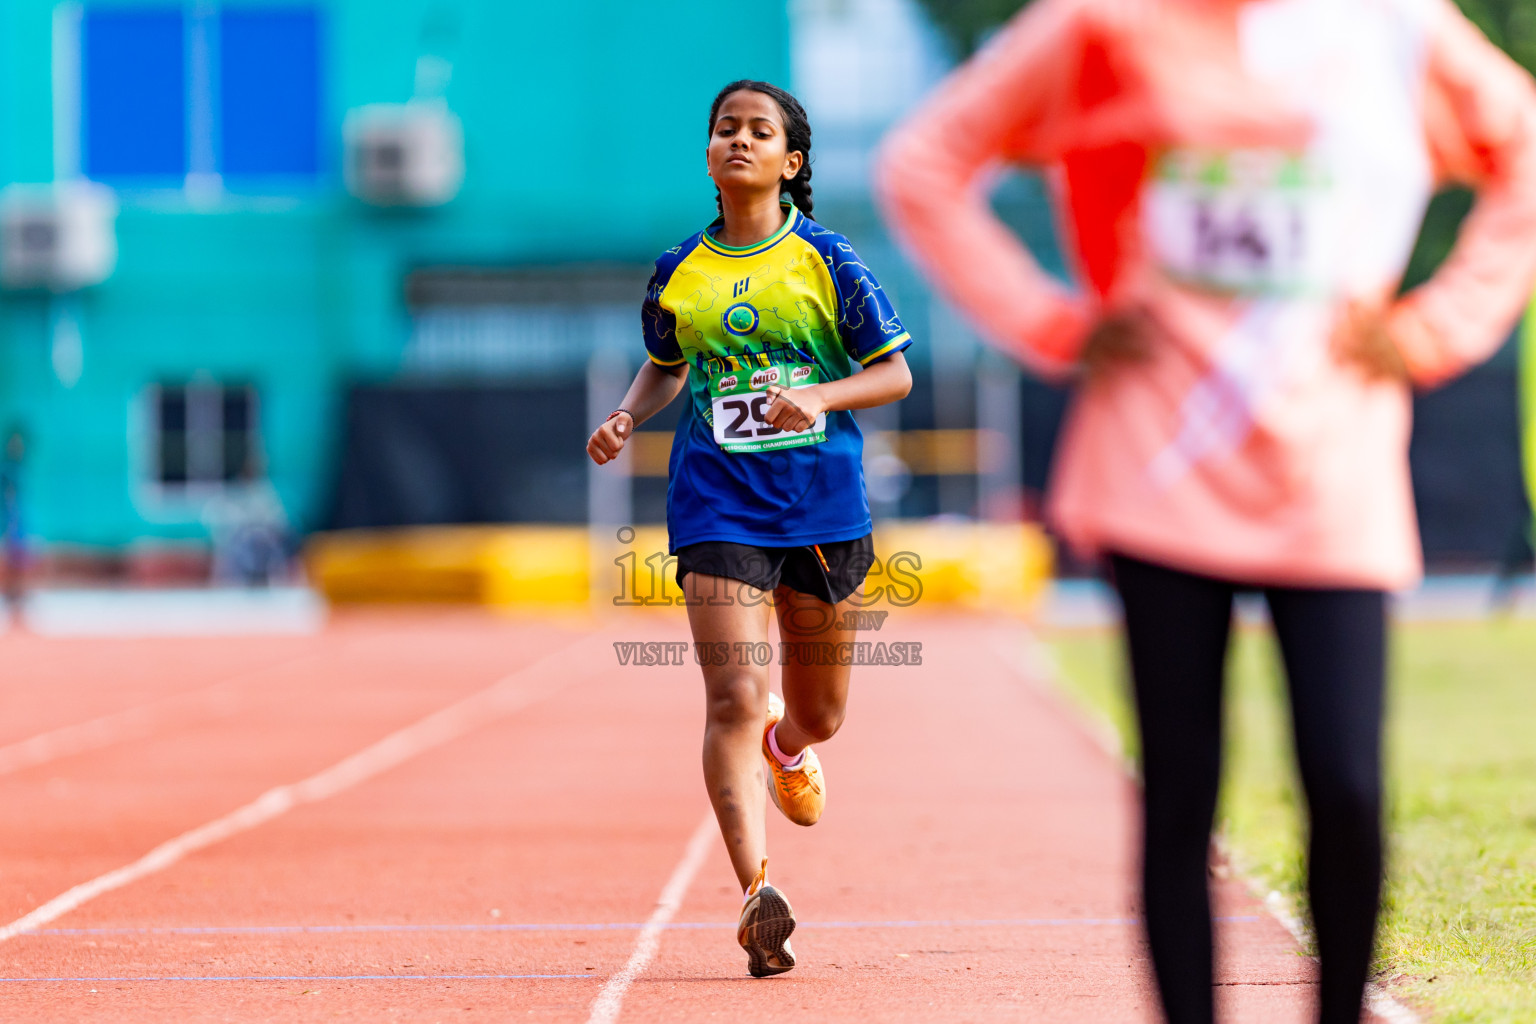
xmin=0 ymin=0 xmax=791 ymax=548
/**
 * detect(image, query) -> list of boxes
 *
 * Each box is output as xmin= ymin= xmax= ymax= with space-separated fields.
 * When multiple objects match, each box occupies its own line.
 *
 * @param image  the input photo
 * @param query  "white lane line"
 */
xmin=993 ymin=628 xmax=1422 ymax=1024
xmin=1366 ymin=988 xmax=1425 ymax=1024
xmin=585 ymin=811 xmax=716 ymax=1024
xmin=1260 ymin=889 xmax=1422 ymax=1024
xmin=0 ymin=654 xmax=322 ymax=778
xmin=0 ymin=637 xmax=592 ymax=944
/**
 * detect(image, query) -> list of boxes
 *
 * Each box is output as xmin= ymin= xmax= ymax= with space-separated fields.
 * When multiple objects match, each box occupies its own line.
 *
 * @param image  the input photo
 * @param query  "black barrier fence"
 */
xmin=329 ymin=383 xmax=591 ymax=527
xmin=1409 ymin=333 xmax=1533 ymax=568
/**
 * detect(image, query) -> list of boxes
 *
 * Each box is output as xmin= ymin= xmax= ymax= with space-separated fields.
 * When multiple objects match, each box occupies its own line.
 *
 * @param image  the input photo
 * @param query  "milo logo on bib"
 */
xmin=709 ymin=361 xmax=827 ymax=454
xmin=1143 ymin=148 xmax=1338 ymax=297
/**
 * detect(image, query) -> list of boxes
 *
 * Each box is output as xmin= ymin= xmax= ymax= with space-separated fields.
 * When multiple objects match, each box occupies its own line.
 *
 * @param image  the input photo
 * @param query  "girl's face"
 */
xmin=707 ymin=89 xmax=803 ymax=199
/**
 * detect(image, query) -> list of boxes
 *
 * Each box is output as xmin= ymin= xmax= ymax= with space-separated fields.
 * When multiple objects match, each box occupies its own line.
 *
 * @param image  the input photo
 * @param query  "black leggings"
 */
xmin=1110 ymin=553 xmax=1385 ymax=1024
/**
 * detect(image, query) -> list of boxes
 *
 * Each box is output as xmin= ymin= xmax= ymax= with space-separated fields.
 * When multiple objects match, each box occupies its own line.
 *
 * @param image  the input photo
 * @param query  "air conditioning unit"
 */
xmin=343 ymin=103 xmax=464 ymax=207
xmin=0 ymin=181 xmax=118 ymax=291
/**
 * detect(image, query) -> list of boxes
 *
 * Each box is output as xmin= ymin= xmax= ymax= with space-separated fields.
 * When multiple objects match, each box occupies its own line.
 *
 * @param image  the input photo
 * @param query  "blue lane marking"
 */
xmin=24 ymin=916 xmax=1261 ymax=937
xmin=0 ymin=973 xmax=597 ymax=983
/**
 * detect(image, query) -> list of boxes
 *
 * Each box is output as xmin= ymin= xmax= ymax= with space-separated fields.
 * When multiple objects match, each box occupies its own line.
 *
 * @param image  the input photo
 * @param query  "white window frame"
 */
xmin=138 ymin=380 xmax=263 ymax=509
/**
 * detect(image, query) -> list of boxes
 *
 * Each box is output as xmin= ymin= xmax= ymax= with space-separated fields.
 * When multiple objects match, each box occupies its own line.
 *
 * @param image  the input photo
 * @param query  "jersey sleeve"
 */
xmin=641 ymin=273 xmax=685 ymax=367
xmin=641 ymin=243 xmax=695 ymax=368
xmin=824 ymin=238 xmax=912 ymax=366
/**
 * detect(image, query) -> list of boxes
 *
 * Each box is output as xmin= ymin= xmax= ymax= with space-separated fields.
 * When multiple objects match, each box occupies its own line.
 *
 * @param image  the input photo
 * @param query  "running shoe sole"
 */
xmin=738 ymin=884 xmax=797 ymax=978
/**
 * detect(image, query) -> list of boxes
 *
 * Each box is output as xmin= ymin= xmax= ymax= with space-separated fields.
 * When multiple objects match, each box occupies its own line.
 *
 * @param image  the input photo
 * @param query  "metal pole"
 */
xmin=929 ymin=299 xmax=976 ymax=516
xmin=976 ymin=347 xmax=1023 ymax=521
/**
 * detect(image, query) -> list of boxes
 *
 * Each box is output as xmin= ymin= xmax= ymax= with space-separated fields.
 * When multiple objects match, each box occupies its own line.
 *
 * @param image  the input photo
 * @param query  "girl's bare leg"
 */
xmin=771 ymin=587 xmax=859 ymax=757
xmin=684 ymin=571 xmax=774 ymax=892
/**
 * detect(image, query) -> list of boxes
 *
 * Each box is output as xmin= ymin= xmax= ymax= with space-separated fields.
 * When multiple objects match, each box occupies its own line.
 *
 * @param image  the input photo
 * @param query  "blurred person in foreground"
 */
xmin=877 ymin=2 xmax=1536 ymax=1022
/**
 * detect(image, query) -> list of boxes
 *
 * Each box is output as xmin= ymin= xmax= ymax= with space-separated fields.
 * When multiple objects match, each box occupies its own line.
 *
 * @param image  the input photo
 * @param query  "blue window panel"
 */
xmin=83 ymin=9 xmax=186 ymax=178
xmin=220 ymin=9 xmax=321 ymax=177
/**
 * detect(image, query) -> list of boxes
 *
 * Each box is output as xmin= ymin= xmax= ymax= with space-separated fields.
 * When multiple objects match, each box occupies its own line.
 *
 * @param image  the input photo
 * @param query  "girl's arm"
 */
xmin=1387 ymin=0 xmax=1536 ymax=387
xmin=874 ymin=1 xmax=1093 ymax=377
xmin=762 ymin=352 xmax=912 ymax=433
xmin=587 ymin=361 xmax=689 ymax=465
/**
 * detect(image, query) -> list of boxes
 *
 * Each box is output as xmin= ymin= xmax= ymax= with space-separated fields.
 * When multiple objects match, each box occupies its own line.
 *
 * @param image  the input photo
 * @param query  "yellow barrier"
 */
xmin=306 ymin=525 xmax=589 ymax=607
xmin=306 ymin=521 xmax=1053 ymax=615
xmin=874 ymin=521 xmax=1054 ymax=615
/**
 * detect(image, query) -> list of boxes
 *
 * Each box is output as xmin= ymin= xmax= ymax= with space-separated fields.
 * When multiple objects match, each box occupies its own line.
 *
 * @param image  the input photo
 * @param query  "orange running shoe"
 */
xmin=763 ymin=691 xmax=825 ymax=826
xmin=737 ymin=857 xmax=796 ymax=978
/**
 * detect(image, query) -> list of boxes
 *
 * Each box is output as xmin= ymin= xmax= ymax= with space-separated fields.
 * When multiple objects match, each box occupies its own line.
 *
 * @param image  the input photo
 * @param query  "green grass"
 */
xmin=1045 ymin=619 xmax=1536 ymax=1023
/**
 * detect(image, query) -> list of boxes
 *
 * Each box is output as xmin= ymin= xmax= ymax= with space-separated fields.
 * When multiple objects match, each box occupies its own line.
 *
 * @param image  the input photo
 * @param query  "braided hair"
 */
xmin=707 ymin=80 xmax=814 ymax=221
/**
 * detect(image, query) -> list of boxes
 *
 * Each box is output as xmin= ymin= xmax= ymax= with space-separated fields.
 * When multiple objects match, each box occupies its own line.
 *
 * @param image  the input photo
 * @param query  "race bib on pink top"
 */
xmin=1143 ymin=149 xmax=1338 ymax=298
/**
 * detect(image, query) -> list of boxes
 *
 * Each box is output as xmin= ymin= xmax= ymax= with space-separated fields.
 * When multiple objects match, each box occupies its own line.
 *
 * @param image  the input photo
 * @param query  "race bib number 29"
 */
xmin=709 ymin=363 xmax=827 ymax=453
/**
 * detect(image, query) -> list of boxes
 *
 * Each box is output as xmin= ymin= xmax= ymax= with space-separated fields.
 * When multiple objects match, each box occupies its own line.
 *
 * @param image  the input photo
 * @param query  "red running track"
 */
xmin=0 ymin=609 xmax=1385 ymax=1022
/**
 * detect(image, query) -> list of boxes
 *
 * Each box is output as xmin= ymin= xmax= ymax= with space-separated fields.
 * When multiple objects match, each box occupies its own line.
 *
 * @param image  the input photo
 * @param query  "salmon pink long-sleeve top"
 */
xmin=877 ymin=0 xmax=1536 ymax=589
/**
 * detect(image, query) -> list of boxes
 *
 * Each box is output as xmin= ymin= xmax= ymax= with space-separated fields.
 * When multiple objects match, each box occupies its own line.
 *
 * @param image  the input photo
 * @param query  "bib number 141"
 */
xmin=709 ymin=364 xmax=827 ymax=453
xmin=1143 ymin=149 xmax=1336 ymax=297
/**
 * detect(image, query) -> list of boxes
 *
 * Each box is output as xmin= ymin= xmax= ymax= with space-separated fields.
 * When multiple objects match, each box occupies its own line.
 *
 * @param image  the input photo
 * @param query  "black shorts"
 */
xmin=675 ymin=535 xmax=875 ymax=605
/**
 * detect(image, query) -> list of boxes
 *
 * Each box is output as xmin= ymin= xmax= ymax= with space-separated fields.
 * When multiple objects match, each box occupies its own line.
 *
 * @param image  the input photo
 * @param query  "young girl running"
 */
xmin=586 ymin=80 xmax=913 ymax=978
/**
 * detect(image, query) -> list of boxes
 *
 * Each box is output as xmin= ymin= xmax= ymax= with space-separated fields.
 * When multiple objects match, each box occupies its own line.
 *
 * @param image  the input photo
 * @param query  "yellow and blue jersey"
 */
xmin=643 ymin=204 xmax=912 ymax=550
